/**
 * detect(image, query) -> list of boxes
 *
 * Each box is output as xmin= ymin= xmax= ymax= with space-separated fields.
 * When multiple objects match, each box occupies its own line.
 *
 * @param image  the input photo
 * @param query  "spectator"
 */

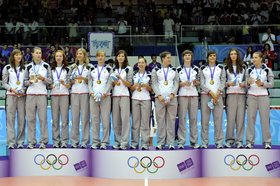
xmin=148 ymin=54 xmax=161 ymax=72
xmin=262 ymin=27 xmax=276 ymax=51
xmin=116 ymin=2 xmax=126 ymax=16
xmin=163 ymin=13 xmax=175 ymax=43
xmin=262 ymin=43 xmax=276 ymax=69
xmin=5 ymin=18 xmax=15 ymax=44
xmin=65 ymin=46 xmax=75 ymax=65
xmin=24 ymin=47 xmax=32 ymax=64
xmin=68 ymin=18 xmax=78 ymax=43
xmin=29 ymin=18 xmax=39 ymax=45
xmin=243 ymin=46 xmax=254 ymax=66
xmin=276 ymin=32 xmax=280 ymax=70
xmin=104 ymin=0 xmax=113 ymax=16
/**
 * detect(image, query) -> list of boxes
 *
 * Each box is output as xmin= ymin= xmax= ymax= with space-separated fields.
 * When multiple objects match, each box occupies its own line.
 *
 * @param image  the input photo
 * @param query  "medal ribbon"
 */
xmin=55 ymin=66 xmax=63 ymax=80
xmin=162 ymin=67 xmax=169 ymax=82
xmin=209 ymin=65 xmax=216 ymax=81
xmin=32 ymin=62 xmax=41 ymax=75
xmin=97 ymin=65 xmax=105 ymax=81
xmin=183 ymin=66 xmax=191 ymax=81
xmin=138 ymin=71 xmax=145 ymax=83
xmin=16 ymin=66 xmax=20 ymax=82
xmin=77 ymin=65 xmax=84 ymax=77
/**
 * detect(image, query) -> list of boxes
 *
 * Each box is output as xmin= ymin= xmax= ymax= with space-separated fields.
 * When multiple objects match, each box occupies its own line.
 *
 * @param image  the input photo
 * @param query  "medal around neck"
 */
xmin=163 ymin=81 xmax=168 ymax=85
xmin=209 ymin=79 xmax=214 ymax=85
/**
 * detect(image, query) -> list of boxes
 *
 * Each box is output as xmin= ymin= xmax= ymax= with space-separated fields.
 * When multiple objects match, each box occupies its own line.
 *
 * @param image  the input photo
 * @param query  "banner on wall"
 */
xmin=88 ymin=32 xmax=113 ymax=61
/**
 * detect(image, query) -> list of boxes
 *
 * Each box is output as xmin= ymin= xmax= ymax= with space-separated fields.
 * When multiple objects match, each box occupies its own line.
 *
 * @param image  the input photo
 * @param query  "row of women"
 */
xmin=3 ymin=47 xmax=274 ymax=150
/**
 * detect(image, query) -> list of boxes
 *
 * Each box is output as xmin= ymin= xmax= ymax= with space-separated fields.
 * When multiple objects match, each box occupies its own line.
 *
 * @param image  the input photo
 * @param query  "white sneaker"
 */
xmin=200 ymin=144 xmax=208 ymax=149
xmin=100 ymin=145 xmax=107 ymax=150
xmin=192 ymin=144 xmax=200 ymax=149
xmin=169 ymin=145 xmax=175 ymax=150
xmin=39 ymin=143 xmax=46 ymax=149
xmin=8 ymin=145 xmax=14 ymax=149
xmin=265 ymin=144 xmax=271 ymax=149
xmin=90 ymin=145 xmax=98 ymax=149
xmin=224 ymin=142 xmax=232 ymax=148
xmin=60 ymin=143 xmax=67 ymax=148
xmin=130 ymin=145 xmax=137 ymax=150
xmin=112 ymin=145 xmax=120 ymax=149
xmin=216 ymin=144 xmax=223 ymax=149
xmin=246 ymin=143 xmax=253 ymax=149
xmin=141 ymin=146 xmax=149 ymax=150
xmin=80 ymin=144 xmax=87 ymax=149
xmin=178 ymin=144 xmax=184 ymax=149
xmin=120 ymin=146 xmax=127 ymax=150
xmin=53 ymin=144 xmax=59 ymax=148
xmin=156 ymin=145 xmax=162 ymax=150
xmin=27 ymin=144 xmax=34 ymax=149
xmin=17 ymin=144 xmax=24 ymax=149
xmin=236 ymin=143 xmax=244 ymax=149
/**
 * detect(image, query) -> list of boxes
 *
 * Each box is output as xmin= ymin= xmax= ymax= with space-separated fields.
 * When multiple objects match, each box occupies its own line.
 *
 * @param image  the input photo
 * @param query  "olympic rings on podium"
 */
xmin=224 ymin=154 xmax=260 ymax=171
xmin=127 ymin=156 xmax=165 ymax=174
xmin=34 ymin=154 xmax=69 ymax=170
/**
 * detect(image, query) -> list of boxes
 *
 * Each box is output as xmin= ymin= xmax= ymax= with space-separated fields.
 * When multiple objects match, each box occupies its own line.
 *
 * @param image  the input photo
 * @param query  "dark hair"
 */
xmin=207 ymin=51 xmax=216 ymax=58
xmin=206 ymin=51 xmax=218 ymax=65
xmin=9 ymin=49 xmax=25 ymax=71
xmin=263 ymin=43 xmax=271 ymax=51
xmin=51 ymin=50 xmax=68 ymax=70
xmin=225 ymin=48 xmax=244 ymax=74
xmin=151 ymin=53 xmax=157 ymax=58
xmin=114 ymin=50 xmax=128 ymax=69
xmin=245 ymin=46 xmax=254 ymax=58
xmin=159 ymin=51 xmax=171 ymax=62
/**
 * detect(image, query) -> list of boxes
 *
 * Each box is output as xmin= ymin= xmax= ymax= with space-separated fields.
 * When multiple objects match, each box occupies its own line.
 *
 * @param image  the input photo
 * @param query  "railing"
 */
xmin=180 ymin=24 xmax=280 ymax=45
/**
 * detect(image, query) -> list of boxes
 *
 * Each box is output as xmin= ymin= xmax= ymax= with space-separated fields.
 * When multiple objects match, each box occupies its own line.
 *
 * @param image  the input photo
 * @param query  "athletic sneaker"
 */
xmin=264 ymin=144 xmax=271 ymax=149
xmin=39 ymin=143 xmax=46 ymax=149
xmin=246 ymin=143 xmax=253 ymax=149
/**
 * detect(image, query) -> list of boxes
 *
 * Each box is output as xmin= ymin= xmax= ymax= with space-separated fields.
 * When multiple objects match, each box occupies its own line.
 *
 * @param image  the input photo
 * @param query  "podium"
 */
xmin=0 ymin=146 xmax=279 ymax=178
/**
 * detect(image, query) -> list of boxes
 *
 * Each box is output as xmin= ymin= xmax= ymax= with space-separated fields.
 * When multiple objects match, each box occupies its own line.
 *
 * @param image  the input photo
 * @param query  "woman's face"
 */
xmin=14 ymin=52 xmax=23 ymax=63
xmin=117 ymin=53 xmax=125 ymax=64
xmin=76 ymin=50 xmax=85 ymax=62
xmin=97 ymin=52 xmax=106 ymax=64
xmin=162 ymin=54 xmax=172 ymax=66
xmin=208 ymin=53 xmax=216 ymax=64
xmin=55 ymin=51 xmax=64 ymax=65
xmin=183 ymin=53 xmax=192 ymax=63
xmin=252 ymin=53 xmax=262 ymax=66
xmin=229 ymin=50 xmax=237 ymax=62
xmin=138 ymin=58 xmax=146 ymax=70
xmin=32 ymin=49 xmax=42 ymax=62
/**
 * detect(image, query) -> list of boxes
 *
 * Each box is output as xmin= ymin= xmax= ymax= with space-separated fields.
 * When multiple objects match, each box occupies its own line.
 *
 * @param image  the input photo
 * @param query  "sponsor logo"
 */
xmin=224 ymin=154 xmax=260 ymax=171
xmin=127 ymin=156 xmax=165 ymax=174
xmin=34 ymin=154 xmax=69 ymax=170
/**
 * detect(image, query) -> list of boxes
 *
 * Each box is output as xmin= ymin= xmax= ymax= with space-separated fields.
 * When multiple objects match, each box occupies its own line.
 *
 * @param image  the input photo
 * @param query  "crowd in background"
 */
xmin=0 ymin=0 xmax=280 ymax=44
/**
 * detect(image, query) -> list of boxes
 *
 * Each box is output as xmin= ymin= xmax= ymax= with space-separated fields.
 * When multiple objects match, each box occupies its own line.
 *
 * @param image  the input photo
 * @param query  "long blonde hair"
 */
xmin=75 ymin=48 xmax=90 ymax=66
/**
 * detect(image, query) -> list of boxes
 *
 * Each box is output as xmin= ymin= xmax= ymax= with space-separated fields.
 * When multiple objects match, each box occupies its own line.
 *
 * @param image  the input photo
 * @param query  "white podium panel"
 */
xmin=201 ymin=148 xmax=280 ymax=177
xmin=91 ymin=149 xmax=201 ymax=179
xmin=2 ymin=146 xmax=280 ymax=178
xmin=0 ymin=157 xmax=9 ymax=177
xmin=9 ymin=149 xmax=91 ymax=177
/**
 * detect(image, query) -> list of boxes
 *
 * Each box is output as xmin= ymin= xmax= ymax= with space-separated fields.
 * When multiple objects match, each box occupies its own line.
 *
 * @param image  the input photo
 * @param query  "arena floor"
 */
xmin=0 ymin=177 xmax=279 ymax=186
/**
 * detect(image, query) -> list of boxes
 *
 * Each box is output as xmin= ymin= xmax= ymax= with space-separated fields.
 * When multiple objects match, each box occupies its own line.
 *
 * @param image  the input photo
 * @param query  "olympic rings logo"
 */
xmin=34 ymin=154 xmax=69 ymax=170
xmin=224 ymin=154 xmax=260 ymax=171
xmin=127 ymin=156 xmax=165 ymax=174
